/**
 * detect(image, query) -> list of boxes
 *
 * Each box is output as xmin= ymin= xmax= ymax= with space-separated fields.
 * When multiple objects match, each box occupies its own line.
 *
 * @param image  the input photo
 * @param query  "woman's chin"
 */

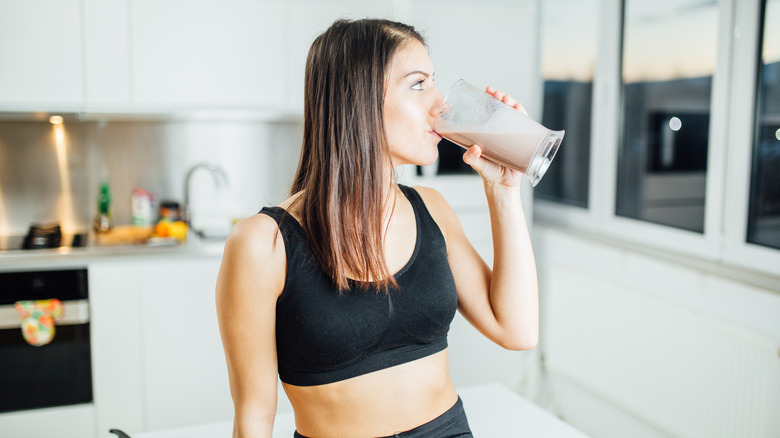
xmin=390 ymin=147 xmax=439 ymax=168
xmin=420 ymin=145 xmax=440 ymax=166
xmin=417 ymin=155 xmax=439 ymax=168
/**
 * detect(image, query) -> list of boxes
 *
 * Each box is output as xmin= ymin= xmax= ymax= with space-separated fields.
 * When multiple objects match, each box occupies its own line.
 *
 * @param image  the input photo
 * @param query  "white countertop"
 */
xmin=0 ymin=237 xmax=226 ymax=269
xmin=129 ymin=383 xmax=589 ymax=438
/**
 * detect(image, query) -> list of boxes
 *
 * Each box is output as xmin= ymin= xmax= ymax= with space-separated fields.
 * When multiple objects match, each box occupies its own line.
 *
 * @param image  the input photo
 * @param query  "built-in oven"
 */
xmin=0 ymin=268 xmax=92 ymax=412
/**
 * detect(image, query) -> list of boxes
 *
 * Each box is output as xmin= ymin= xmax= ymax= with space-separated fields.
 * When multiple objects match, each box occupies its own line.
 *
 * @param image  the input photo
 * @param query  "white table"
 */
xmin=130 ymin=383 xmax=588 ymax=437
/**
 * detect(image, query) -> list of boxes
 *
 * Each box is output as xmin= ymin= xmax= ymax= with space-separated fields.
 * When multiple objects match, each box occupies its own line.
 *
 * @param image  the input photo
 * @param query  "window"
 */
xmin=535 ymin=0 xmax=780 ymax=277
xmin=536 ymin=0 xmax=598 ymax=208
xmin=616 ymin=0 xmax=719 ymax=232
xmin=747 ymin=0 xmax=780 ymax=250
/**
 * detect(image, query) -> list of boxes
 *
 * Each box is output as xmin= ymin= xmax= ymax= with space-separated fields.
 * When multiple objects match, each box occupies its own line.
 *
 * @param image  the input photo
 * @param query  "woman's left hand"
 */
xmin=462 ymin=86 xmax=528 ymax=188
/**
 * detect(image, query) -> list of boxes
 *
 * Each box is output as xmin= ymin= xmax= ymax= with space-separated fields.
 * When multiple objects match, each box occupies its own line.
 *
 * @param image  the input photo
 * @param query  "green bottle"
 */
xmin=94 ymin=182 xmax=113 ymax=232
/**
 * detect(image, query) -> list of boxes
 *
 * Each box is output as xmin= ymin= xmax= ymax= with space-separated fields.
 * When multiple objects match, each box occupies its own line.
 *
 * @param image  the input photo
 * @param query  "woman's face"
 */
xmin=383 ymin=41 xmax=445 ymax=168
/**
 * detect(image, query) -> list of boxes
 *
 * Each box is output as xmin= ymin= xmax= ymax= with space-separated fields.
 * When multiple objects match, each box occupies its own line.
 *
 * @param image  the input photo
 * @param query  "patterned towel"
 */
xmin=15 ymin=299 xmax=64 ymax=346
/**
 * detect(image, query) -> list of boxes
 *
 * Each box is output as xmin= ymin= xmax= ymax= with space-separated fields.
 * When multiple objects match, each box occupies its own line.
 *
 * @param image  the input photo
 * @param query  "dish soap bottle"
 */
xmin=94 ymin=182 xmax=114 ymax=232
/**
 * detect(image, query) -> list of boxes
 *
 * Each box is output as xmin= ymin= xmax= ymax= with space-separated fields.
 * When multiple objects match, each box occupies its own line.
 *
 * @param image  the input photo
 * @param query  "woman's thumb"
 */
xmin=463 ymin=145 xmax=482 ymax=165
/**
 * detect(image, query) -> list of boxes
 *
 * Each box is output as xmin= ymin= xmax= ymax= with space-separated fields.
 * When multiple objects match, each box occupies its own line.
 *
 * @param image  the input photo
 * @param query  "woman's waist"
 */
xmin=282 ymin=350 xmax=457 ymax=438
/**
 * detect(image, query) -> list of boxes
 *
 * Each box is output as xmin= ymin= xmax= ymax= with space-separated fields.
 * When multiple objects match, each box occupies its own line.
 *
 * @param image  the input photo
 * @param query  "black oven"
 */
xmin=0 ymin=268 xmax=92 ymax=412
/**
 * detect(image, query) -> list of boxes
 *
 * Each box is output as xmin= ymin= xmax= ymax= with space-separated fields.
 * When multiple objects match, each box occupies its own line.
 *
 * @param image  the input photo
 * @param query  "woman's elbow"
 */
xmin=498 ymin=330 xmax=538 ymax=351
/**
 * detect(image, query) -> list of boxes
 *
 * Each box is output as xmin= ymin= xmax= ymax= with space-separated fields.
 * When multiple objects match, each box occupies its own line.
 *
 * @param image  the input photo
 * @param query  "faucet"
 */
xmin=183 ymin=162 xmax=229 ymax=235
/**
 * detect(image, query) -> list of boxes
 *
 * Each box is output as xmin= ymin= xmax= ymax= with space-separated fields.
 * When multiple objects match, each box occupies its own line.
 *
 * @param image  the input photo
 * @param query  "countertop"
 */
xmin=128 ymin=383 xmax=590 ymax=438
xmin=0 ymin=236 xmax=226 ymax=270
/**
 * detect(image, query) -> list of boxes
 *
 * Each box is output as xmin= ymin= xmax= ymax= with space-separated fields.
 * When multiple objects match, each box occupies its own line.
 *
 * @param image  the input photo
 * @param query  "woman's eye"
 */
xmin=411 ymin=80 xmax=424 ymax=90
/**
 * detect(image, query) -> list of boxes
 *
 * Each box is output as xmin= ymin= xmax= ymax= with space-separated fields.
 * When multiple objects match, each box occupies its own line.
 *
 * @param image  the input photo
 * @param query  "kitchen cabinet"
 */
xmin=137 ymin=257 xmax=232 ymax=431
xmin=91 ymin=262 xmax=145 ymax=437
xmin=0 ymin=0 xmax=130 ymax=112
xmin=0 ymin=0 xmax=537 ymax=115
xmin=408 ymin=0 xmax=540 ymax=114
xmin=286 ymin=0 xmax=396 ymax=108
xmin=286 ymin=0 xmax=537 ymax=110
xmin=130 ymin=0 xmax=288 ymax=110
xmin=90 ymin=255 xmax=231 ymax=437
xmin=83 ymin=0 xmax=131 ymax=109
xmin=0 ymin=404 xmax=95 ymax=438
xmin=0 ymin=0 xmax=84 ymax=111
xmin=129 ymin=0 xmax=394 ymax=112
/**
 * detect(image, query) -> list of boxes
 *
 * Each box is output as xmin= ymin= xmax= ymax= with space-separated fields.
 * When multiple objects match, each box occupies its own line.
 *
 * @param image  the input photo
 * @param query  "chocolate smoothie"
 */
xmin=436 ymin=130 xmax=549 ymax=173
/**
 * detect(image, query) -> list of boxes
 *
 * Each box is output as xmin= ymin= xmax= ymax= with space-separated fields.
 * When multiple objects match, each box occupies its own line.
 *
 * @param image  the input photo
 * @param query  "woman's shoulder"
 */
xmin=218 ymin=210 xmax=288 ymax=303
xmin=407 ymin=185 xmax=460 ymax=236
xmin=408 ymin=185 xmax=452 ymax=213
xmin=225 ymin=191 xmax=305 ymax=257
xmin=224 ymin=213 xmax=284 ymax=261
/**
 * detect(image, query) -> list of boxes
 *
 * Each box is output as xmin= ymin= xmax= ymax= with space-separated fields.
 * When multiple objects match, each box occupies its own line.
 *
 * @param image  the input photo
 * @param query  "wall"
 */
xmin=533 ymin=223 xmax=780 ymax=438
xmin=0 ymin=118 xmax=302 ymax=240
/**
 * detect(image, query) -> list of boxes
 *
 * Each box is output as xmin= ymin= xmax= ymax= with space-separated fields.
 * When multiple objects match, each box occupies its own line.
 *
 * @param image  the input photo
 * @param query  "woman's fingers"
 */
xmin=514 ymin=101 xmax=529 ymax=116
xmin=463 ymin=144 xmax=525 ymax=187
xmin=462 ymin=144 xmax=484 ymax=169
xmin=463 ymin=144 xmax=500 ymax=183
xmin=485 ymin=86 xmax=528 ymax=116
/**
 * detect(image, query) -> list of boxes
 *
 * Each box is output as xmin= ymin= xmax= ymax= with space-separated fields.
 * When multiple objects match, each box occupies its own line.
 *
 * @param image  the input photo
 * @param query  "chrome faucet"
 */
xmin=183 ymin=162 xmax=229 ymax=234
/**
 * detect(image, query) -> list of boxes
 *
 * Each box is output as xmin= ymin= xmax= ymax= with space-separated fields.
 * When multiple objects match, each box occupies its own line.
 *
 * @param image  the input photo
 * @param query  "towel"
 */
xmin=15 ymin=299 xmax=64 ymax=346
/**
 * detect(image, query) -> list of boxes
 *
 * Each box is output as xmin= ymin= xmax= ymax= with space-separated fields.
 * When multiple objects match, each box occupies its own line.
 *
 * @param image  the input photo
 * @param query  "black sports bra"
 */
xmin=259 ymin=184 xmax=458 ymax=386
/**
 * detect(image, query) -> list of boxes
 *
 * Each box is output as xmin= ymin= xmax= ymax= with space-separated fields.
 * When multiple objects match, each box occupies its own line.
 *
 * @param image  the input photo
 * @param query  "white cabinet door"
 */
xmin=408 ymin=0 xmax=540 ymax=115
xmin=130 ymin=0 xmax=287 ymax=110
xmin=286 ymin=0 xmax=396 ymax=108
xmin=90 ymin=262 xmax=145 ymax=438
xmin=83 ymin=0 xmax=131 ymax=109
xmin=0 ymin=405 xmax=96 ymax=438
xmin=0 ymin=0 xmax=84 ymax=110
xmin=138 ymin=257 xmax=233 ymax=431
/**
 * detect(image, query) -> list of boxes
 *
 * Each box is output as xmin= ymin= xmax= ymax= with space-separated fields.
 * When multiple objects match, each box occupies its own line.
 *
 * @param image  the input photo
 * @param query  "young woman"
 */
xmin=216 ymin=18 xmax=538 ymax=438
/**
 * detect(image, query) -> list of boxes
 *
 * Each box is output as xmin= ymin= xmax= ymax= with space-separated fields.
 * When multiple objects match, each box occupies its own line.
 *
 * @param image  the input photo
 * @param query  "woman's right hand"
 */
xmin=462 ymin=143 xmax=525 ymax=189
xmin=461 ymin=86 xmax=529 ymax=189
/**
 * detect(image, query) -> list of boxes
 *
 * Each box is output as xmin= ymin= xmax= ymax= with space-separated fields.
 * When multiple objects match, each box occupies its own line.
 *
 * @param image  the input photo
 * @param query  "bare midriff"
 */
xmin=282 ymin=349 xmax=458 ymax=438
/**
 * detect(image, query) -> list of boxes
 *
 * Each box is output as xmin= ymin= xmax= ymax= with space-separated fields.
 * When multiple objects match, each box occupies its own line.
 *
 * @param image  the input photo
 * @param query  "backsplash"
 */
xmin=0 ymin=118 xmax=302 ymax=240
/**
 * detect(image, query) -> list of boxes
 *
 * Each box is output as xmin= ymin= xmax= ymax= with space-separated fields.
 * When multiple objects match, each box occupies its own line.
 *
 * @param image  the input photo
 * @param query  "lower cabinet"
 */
xmin=91 ymin=256 xmax=231 ymax=437
xmin=137 ymin=257 xmax=232 ymax=431
xmin=0 ymin=404 xmax=95 ymax=438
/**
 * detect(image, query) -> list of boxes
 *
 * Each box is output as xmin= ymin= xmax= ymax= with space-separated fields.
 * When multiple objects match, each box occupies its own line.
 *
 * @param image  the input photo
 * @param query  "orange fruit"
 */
xmin=155 ymin=220 xmax=172 ymax=237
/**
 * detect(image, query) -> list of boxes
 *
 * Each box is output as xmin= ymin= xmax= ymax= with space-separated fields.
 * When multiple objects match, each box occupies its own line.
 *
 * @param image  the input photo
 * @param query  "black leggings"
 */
xmin=293 ymin=396 xmax=473 ymax=438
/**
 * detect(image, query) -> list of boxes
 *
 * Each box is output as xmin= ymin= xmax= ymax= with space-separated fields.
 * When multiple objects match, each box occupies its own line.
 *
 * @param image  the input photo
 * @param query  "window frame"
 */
xmin=722 ymin=0 xmax=780 ymax=274
xmin=534 ymin=0 xmax=780 ymax=278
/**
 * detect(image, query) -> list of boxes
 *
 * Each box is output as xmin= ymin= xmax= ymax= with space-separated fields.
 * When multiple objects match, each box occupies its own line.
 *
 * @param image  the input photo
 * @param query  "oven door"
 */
xmin=0 ymin=270 xmax=93 ymax=413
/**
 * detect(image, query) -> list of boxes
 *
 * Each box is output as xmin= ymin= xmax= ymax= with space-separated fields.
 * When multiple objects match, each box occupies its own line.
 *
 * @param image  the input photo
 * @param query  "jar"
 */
xmin=159 ymin=201 xmax=182 ymax=222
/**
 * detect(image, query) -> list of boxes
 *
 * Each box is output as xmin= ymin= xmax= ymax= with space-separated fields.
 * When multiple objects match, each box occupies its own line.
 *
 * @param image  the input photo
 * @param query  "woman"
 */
xmin=216 ymin=18 xmax=538 ymax=438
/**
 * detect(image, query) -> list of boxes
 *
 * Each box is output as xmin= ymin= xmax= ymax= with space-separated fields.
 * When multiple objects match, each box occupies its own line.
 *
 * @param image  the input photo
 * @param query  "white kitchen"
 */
xmin=0 ymin=1 xmax=778 ymax=438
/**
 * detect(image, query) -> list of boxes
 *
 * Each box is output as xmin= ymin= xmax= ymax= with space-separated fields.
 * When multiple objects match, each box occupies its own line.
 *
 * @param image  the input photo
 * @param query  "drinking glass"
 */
xmin=434 ymin=79 xmax=564 ymax=186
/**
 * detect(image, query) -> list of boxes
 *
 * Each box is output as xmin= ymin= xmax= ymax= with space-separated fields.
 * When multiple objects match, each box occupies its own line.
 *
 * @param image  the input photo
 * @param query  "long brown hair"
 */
xmin=290 ymin=18 xmax=424 ymax=291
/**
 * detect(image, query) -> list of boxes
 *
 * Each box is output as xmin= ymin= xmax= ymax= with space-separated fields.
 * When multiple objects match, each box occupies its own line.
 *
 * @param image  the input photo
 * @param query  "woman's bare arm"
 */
xmin=216 ymin=214 xmax=287 ymax=437
xmin=417 ymin=184 xmax=538 ymax=351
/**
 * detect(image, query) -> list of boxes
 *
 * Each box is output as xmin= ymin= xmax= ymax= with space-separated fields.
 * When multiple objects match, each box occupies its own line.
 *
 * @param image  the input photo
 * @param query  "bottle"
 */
xmin=131 ymin=187 xmax=156 ymax=227
xmin=94 ymin=182 xmax=114 ymax=232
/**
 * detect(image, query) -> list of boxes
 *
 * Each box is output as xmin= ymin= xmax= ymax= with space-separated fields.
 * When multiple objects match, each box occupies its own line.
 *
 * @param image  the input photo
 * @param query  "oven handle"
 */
xmin=0 ymin=299 xmax=89 ymax=330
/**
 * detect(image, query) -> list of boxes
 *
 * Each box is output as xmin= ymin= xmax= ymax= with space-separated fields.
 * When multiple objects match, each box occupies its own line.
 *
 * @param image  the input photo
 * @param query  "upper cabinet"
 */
xmin=83 ymin=0 xmax=131 ymax=108
xmin=0 ymin=0 xmax=537 ymax=116
xmin=286 ymin=0 xmax=397 ymax=109
xmin=0 ymin=0 xmax=84 ymax=110
xmin=408 ymin=0 xmax=540 ymax=115
xmin=130 ymin=0 xmax=288 ymax=111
